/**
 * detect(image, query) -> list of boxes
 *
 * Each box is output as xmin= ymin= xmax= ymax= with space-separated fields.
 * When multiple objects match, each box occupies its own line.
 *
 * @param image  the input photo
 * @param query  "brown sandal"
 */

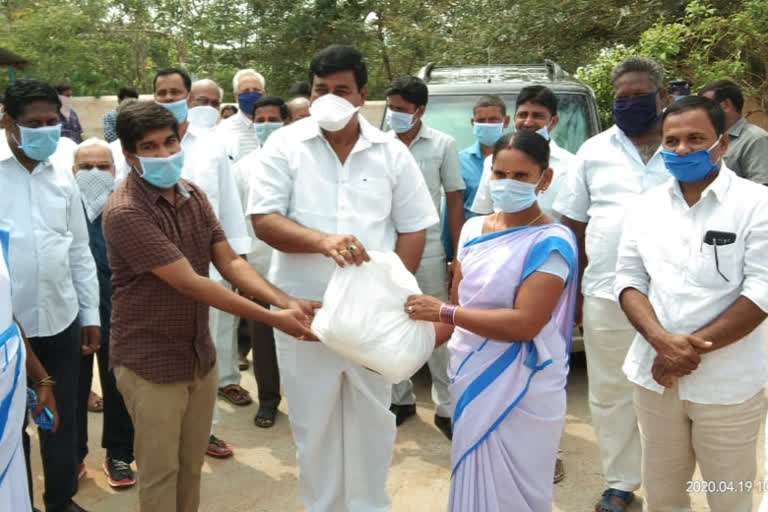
xmin=553 ymin=457 xmax=565 ymax=483
xmin=217 ymin=385 xmax=253 ymax=406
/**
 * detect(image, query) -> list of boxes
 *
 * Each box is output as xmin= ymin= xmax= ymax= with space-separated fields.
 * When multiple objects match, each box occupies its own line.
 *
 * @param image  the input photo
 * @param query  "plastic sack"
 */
xmin=311 ymin=251 xmax=436 ymax=383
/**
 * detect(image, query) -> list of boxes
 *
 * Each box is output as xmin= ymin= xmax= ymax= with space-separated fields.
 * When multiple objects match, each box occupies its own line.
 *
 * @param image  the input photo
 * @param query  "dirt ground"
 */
xmin=30 ymin=353 xmax=766 ymax=511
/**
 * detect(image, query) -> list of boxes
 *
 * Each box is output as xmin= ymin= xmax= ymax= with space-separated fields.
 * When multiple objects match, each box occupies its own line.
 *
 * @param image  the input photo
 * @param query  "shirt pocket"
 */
xmin=346 ymin=175 xmax=392 ymax=222
xmin=39 ymin=195 xmax=69 ymax=234
xmin=687 ymin=242 xmax=744 ymax=289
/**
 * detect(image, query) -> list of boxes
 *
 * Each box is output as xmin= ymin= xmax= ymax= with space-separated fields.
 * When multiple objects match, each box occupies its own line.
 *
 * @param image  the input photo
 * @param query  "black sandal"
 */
xmin=254 ymin=405 xmax=278 ymax=428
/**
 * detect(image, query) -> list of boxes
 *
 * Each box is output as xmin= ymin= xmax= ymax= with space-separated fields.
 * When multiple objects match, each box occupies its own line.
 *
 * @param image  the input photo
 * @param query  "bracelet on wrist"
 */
xmin=439 ymin=303 xmax=458 ymax=325
xmin=34 ymin=376 xmax=56 ymax=387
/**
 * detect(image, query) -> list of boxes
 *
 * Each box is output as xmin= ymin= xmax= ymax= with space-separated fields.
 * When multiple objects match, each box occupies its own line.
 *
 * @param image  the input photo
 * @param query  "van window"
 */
xmin=419 ymin=93 xmax=595 ymax=154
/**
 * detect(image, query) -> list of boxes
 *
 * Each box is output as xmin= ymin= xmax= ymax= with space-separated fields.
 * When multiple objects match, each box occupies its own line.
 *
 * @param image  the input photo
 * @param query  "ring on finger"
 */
xmin=348 ymin=245 xmax=357 ymax=252
xmin=407 ymin=305 xmax=414 ymax=314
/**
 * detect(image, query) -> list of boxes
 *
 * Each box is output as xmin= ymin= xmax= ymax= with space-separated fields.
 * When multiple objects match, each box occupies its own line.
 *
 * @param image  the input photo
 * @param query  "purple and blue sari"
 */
xmin=447 ymin=222 xmax=578 ymax=512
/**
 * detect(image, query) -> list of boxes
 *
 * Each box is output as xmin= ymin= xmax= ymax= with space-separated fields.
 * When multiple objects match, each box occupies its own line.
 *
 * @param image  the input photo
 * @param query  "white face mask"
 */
xmin=309 ymin=94 xmax=359 ymax=132
xmin=75 ymin=168 xmax=115 ymax=222
xmin=187 ymin=106 xmax=219 ymax=129
xmin=59 ymin=95 xmax=73 ymax=118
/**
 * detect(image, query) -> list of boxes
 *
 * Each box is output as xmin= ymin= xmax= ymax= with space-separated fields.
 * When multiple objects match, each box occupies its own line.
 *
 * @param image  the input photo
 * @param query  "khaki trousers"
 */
xmin=115 ymin=364 xmax=217 ymax=512
xmin=583 ymin=296 xmax=641 ymax=491
xmin=634 ymin=383 xmax=765 ymax=512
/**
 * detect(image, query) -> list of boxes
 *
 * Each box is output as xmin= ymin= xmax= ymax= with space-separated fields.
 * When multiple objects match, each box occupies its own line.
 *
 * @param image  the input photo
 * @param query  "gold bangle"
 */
xmin=34 ymin=376 xmax=56 ymax=387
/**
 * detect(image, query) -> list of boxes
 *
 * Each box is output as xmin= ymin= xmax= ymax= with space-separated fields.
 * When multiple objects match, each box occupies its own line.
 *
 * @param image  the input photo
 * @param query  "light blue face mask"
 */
xmin=661 ymin=137 xmax=721 ymax=183
xmin=15 ymin=123 xmax=61 ymax=161
xmin=473 ymin=122 xmax=504 ymax=146
xmin=386 ymin=109 xmax=415 ymax=134
xmin=489 ymin=178 xmax=540 ymax=213
xmin=535 ymin=125 xmax=550 ymax=141
xmin=254 ymin=121 xmax=284 ymax=144
xmin=136 ymin=150 xmax=185 ymax=189
xmin=156 ymin=98 xmax=189 ymax=123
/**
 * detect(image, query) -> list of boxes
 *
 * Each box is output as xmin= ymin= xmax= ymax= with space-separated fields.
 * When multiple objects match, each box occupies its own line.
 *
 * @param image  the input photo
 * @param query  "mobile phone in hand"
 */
xmin=26 ymin=388 xmax=55 ymax=431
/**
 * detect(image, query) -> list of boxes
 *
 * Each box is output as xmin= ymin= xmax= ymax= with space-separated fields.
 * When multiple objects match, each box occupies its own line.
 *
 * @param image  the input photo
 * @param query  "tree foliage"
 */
xmin=0 ymin=0 xmax=761 ymax=106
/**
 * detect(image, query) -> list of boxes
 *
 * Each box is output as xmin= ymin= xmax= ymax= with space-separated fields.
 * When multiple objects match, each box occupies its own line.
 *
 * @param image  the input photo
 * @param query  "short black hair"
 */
xmin=309 ymin=45 xmax=367 ymax=91
xmin=661 ymin=95 xmax=726 ymax=136
xmin=492 ymin=130 xmax=550 ymax=170
xmin=221 ymin=105 xmax=238 ymax=114
xmin=473 ymin=95 xmax=506 ymax=117
xmin=287 ymin=81 xmax=311 ymax=99
xmin=515 ymin=85 xmax=557 ymax=116
xmin=153 ymin=67 xmax=192 ymax=93
xmin=698 ymin=79 xmax=744 ymax=113
xmin=386 ymin=76 xmax=428 ymax=108
xmin=3 ymin=79 xmax=61 ymax=119
xmin=251 ymin=95 xmax=288 ymax=120
xmin=51 ymin=81 xmax=72 ymax=95
xmin=118 ymin=86 xmax=139 ymax=102
xmin=116 ymin=101 xmax=179 ymax=153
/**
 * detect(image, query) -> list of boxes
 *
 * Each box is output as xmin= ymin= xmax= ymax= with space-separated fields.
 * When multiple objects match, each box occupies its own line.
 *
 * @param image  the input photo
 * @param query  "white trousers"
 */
xmin=583 ymin=296 xmax=641 ymax=491
xmin=275 ymin=329 xmax=395 ymax=512
xmin=391 ymin=255 xmax=451 ymax=417
xmin=209 ymin=283 xmax=239 ymax=388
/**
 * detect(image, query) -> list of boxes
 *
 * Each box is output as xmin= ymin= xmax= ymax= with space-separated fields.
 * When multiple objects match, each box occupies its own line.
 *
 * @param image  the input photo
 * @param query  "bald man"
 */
xmin=187 ymin=79 xmax=223 ymax=131
xmin=286 ymin=96 xmax=310 ymax=124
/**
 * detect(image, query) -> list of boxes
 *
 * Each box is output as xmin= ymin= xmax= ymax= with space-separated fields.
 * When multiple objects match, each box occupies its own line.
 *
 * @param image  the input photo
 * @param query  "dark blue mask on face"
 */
xmin=237 ymin=91 xmax=263 ymax=117
xmin=612 ymin=91 xmax=659 ymax=136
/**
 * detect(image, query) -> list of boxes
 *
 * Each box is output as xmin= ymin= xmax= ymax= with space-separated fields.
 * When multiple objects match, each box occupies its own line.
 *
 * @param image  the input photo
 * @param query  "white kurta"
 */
xmin=0 ymin=230 xmax=30 ymax=512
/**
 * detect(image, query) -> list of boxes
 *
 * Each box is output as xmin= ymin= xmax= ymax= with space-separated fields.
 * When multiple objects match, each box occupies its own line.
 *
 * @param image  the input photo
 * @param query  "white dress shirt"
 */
xmin=232 ymin=149 xmax=273 ymax=275
xmin=553 ymin=125 xmax=670 ymax=300
xmin=471 ymin=138 xmax=576 ymax=220
xmin=0 ymin=135 xmax=100 ymax=337
xmin=247 ymin=115 xmax=439 ymax=300
xmin=387 ymin=123 xmax=465 ymax=259
xmin=615 ymin=166 xmax=768 ymax=404
xmin=216 ymin=110 xmax=260 ymax=163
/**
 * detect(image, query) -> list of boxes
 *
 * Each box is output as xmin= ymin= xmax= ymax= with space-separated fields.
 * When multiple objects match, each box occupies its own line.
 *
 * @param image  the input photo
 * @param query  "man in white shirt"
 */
xmin=0 ymin=79 xmax=99 ymax=512
xmin=248 ymin=45 xmax=438 ymax=512
xmin=615 ymin=95 xmax=768 ymax=511
xmin=153 ymin=69 xmax=251 ymax=457
xmin=216 ymin=68 xmax=266 ymax=162
xmin=384 ymin=75 xmax=464 ymax=438
xmin=553 ymin=56 xmax=671 ymax=512
xmin=472 ymin=85 xmax=576 ymax=220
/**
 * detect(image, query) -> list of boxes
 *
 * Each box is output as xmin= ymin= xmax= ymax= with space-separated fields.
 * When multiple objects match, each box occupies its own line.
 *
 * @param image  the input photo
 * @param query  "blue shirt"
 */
xmin=442 ymin=141 xmax=486 ymax=259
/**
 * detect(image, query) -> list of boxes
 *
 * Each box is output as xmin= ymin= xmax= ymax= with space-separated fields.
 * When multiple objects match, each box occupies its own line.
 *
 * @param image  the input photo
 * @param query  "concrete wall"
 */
xmin=73 ymin=97 xmax=387 ymax=140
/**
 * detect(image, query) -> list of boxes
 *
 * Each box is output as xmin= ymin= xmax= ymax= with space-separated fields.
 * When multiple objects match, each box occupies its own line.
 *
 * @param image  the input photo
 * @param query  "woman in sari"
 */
xmin=405 ymin=131 xmax=577 ymax=512
xmin=0 ymin=228 xmax=59 ymax=511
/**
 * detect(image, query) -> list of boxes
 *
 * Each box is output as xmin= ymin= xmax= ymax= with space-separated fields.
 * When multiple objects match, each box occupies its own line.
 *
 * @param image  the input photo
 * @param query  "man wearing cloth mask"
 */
xmin=616 ymin=95 xmax=768 ymax=511
xmin=71 ymin=138 xmax=136 ymax=489
xmin=231 ymin=95 xmax=287 ymax=429
xmin=152 ymin=68 xmax=252 ymax=457
xmin=699 ymin=79 xmax=768 ymax=184
xmin=441 ymin=94 xmax=510 ymax=261
xmin=472 ymin=85 xmax=576 ymax=221
xmin=384 ymin=75 xmax=464 ymax=438
xmin=553 ymin=56 xmax=670 ymax=512
xmin=216 ymin=68 xmax=267 ymax=162
xmin=0 ymin=79 xmax=99 ymax=512
xmin=103 ymin=101 xmax=317 ymax=512
xmin=248 ymin=44 xmax=438 ymax=511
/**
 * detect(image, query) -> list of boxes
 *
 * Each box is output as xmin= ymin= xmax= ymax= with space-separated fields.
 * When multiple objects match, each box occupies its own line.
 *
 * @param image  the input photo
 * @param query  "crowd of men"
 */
xmin=1 ymin=43 xmax=768 ymax=512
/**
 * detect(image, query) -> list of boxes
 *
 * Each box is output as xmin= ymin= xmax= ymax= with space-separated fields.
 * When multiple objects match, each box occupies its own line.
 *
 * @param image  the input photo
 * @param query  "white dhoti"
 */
xmin=391 ymin=254 xmax=451 ymax=417
xmin=275 ymin=329 xmax=395 ymax=512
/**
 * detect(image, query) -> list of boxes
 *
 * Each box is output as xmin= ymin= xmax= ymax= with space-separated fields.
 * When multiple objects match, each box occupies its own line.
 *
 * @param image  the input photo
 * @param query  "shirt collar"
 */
xmin=728 ymin=117 xmax=747 ymax=138
xmin=668 ymin=163 xmax=734 ymax=204
xmin=469 ymin=140 xmax=484 ymax=159
xmin=296 ymin=113 xmax=389 ymax=145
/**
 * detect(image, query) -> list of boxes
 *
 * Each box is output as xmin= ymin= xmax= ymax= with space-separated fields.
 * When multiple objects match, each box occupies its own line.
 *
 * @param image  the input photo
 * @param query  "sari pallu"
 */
xmin=447 ymin=223 xmax=578 ymax=512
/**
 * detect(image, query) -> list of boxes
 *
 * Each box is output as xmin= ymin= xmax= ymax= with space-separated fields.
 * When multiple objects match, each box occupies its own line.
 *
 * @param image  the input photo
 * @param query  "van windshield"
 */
xmin=421 ymin=93 xmax=595 ymax=154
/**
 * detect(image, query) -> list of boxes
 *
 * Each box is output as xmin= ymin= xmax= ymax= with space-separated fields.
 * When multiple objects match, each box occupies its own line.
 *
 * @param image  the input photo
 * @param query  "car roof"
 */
xmin=418 ymin=62 xmax=592 ymax=95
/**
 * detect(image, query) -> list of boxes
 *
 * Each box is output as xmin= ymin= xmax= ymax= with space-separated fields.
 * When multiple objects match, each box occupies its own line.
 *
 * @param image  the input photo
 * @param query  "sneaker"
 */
xmin=77 ymin=462 xmax=86 ymax=480
xmin=102 ymin=457 xmax=136 ymax=488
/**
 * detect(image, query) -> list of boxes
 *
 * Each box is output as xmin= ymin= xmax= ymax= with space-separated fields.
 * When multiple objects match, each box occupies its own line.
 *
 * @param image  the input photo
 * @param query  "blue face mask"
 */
xmin=157 ymin=98 xmax=188 ymax=123
xmin=473 ymin=122 xmax=504 ymax=146
xmin=612 ymin=91 xmax=659 ymax=136
xmin=386 ymin=109 xmax=415 ymax=134
xmin=254 ymin=121 xmax=284 ymax=144
xmin=14 ymin=123 xmax=61 ymax=161
xmin=136 ymin=150 xmax=185 ymax=189
xmin=489 ymin=178 xmax=539 ymax=213
xmin=238 ymin=92 xmax=263 ymax=117
xmin=535 ymin=125 xmax=550 ymax=141
xmin=672 ymin=95 xmax=687 ymax=102
xmin=661 ymin=138 xmax=722 ymax=183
